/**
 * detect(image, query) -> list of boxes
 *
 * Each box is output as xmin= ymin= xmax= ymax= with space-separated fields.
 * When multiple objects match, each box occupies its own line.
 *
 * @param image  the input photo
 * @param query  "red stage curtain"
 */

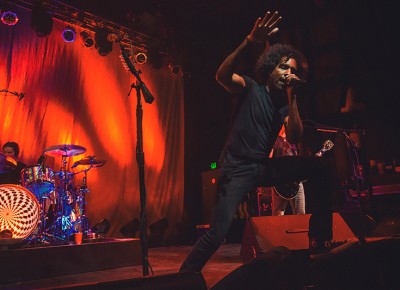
xmin=0 ymin=8 xmax=184 ymax=242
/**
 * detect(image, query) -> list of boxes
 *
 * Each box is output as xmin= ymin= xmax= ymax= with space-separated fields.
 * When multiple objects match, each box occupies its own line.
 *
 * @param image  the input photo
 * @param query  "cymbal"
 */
xmin=72 ymin=156 xmax=106 ymax=168
xmin=44 ymin=144 xmax=86 ymax=157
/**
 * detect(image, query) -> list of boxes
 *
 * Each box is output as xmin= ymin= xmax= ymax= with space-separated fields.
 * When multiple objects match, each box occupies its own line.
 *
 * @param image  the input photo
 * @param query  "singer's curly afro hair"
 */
xmin=255 ymin=43 xmax=308 ymax=84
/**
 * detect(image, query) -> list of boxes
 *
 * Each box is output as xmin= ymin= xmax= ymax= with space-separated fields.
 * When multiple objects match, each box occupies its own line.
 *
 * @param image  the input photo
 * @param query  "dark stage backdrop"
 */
xmin=0 ymin=8 xmax=185 ymax=241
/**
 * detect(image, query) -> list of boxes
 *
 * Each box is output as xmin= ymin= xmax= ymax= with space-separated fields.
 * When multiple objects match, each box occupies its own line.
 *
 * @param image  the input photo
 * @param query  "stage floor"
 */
xmin=1 ymin=214 xmax=400 ymax=290
xmin=0 ymin=242 xmax=242 ymax=289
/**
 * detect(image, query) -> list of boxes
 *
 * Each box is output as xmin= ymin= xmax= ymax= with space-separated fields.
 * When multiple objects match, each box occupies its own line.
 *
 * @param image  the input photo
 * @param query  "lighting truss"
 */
xmin=7 ymin=0 xmax=166 ymax=52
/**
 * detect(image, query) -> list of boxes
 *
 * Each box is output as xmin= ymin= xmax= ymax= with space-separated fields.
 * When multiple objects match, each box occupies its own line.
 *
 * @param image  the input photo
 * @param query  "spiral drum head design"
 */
xmin=0 ymin=184 xmax=40 ymax=239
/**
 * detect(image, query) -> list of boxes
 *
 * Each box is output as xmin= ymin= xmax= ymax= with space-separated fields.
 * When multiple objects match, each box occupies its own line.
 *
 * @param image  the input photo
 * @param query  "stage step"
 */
xmin=0 ymin=238 xmax=142 ymax=284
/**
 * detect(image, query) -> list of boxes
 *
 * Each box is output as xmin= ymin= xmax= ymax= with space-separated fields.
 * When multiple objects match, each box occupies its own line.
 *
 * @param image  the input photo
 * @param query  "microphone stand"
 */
xmin=119 ymin=43 xmax=154 ymax=277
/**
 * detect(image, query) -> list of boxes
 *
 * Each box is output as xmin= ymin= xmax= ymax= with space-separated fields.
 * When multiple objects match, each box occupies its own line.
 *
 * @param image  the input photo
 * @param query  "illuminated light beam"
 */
xmin=77 ymin=47 xmax=133 ymax=166
xmin=41 ymin=100 xmax=93 ymax=169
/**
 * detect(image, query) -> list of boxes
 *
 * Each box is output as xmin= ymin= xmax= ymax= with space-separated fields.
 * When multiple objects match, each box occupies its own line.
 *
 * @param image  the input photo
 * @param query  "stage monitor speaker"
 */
xmin=240 ymin=213 xmax=356 ymax=263
xmin=210 ymin=246 xmax=303 ymax=290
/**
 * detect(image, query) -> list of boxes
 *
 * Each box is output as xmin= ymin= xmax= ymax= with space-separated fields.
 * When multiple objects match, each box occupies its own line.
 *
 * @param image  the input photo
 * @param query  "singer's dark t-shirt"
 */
xmin=220 ymin=76 xmax=288 ymax=166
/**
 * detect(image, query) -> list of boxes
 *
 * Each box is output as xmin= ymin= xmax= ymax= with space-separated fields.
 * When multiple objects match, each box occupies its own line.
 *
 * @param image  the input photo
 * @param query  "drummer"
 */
xmin=0 ymin=141 xmax=27 ymax=185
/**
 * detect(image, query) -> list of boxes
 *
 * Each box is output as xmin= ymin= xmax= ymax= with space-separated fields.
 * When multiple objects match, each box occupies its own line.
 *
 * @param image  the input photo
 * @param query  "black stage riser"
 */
xmin=0 ymin=238 xmax=141 ymax=284
xmin=49 ymin=272 xmax=207 ymax=290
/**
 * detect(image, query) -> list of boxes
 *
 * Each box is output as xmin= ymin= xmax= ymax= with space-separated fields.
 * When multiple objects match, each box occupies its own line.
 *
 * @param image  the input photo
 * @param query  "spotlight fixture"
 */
xmin=1 ymin=10 xmax=18 ymax=26
xmin=134 ymin=52 xmax=147 ymax=64
xmin=169 ymin=64 xmax=181 ymax=75
xmin=94 ymin=27 xmax=113 ymax=56
xmin=30 ymin=5 xmax=53 ymax=37
xmin=120 ymin=218 xmax=140 ymax=238
xmin=62 ymin=25 xmax=76 ymax=43
xmin=80 ymin=30 xmax=94 ymax=48
xmin=91 ymin=218 xmax=111 ymax=236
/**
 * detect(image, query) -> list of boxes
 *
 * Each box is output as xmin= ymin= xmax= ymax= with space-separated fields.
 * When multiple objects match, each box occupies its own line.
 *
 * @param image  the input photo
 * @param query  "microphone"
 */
xmin=281 ymin=74 xmax=306 ymax=87
xmin=119 ymin=44 xmax=155 ymax=104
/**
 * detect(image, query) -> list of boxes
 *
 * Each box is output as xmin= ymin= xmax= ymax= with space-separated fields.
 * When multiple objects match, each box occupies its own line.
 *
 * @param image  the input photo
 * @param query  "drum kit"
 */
xmin=0 ymin=144 xmax=106 ymax=245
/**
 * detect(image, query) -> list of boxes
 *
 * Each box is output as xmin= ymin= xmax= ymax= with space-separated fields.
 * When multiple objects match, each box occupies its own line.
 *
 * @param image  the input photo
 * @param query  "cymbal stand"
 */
xmin=74 ymin=166 xmax=92 ymax=235
xmin=46 ymin=155 xmax=75 ymax=242
xmin=26 ymin=197 xmax=52 ymax=245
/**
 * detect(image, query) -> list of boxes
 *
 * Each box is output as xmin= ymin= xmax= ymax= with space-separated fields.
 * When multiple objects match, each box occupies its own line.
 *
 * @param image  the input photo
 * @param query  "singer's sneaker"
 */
xmin=309 ymin=238 xmax=359 ymax=259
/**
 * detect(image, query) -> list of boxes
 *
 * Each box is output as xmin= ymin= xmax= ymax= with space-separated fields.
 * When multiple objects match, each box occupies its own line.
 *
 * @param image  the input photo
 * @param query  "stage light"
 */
xmin=120 ymin=218 xmax=140 ymax=238
xmin=30 ymin=5 xmax=53 ymax=37
xmin=80 ymin=30 xmax=94 ymax=48
xmin=1 ymin=10 xmax=18 ymax=26
xmin=169 ymin=64 xmax=181 ymax=75
xmin=91 ymin=218 xmax=111 ymax=236
xmin=62 ymin=25 xmax=76 ymax=43
xmin=134 ymin=52 xmax=147 ymax=64
xmin=94 ymin=27 xmax=113 ymax=56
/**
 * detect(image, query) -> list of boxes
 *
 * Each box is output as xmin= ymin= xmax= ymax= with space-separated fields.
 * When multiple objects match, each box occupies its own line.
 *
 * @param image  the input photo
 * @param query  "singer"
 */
xmin=179 ymin=10 xmax=359 ymax=273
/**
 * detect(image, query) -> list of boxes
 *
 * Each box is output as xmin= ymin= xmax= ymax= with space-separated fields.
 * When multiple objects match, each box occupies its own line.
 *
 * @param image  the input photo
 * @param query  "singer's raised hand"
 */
xmin=247 ymin=11 xmax=282 ymax=43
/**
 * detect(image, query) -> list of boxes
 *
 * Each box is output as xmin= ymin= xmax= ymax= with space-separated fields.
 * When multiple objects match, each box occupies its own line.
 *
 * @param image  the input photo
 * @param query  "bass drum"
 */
xmin=0 ymin=184 xmax=40 ymax=239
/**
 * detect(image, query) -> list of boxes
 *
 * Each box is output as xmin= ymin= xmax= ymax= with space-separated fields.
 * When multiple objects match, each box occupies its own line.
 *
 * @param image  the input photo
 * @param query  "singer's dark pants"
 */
xmin=179 ymin=155 xmax=335 ymax=273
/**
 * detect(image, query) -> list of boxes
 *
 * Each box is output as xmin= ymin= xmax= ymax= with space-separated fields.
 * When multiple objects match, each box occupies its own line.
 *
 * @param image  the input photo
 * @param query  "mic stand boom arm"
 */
xmin=119 ymin=43 xmax=155 ymax=277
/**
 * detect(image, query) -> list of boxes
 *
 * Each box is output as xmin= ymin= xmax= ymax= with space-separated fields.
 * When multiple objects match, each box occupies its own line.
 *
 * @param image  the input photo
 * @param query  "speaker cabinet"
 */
xmin=240 ymin=213 xmax=356 ymax=263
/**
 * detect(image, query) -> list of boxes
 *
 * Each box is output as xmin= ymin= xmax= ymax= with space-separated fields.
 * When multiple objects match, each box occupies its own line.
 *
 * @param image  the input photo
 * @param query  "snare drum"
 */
xmin=0 ymin=184 xmax=40 ymax=239
xmin=21 ymin=165 xmax=55 ymax=199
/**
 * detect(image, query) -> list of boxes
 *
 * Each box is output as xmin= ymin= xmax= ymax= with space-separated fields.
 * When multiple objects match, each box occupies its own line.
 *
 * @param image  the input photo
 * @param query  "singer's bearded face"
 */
xmin=268 ymin=57 xmax=298 ymax=92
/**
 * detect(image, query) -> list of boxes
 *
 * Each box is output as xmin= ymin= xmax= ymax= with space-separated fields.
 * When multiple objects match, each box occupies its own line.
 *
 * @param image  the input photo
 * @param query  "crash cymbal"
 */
xmin=72 ymin=156 xmax=106 ymax=168
xmin=44 ymin=144 xmax=86 ymax=157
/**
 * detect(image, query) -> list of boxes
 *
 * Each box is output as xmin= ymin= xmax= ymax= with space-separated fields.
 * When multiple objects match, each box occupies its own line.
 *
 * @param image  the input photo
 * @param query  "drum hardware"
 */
xmin=46 ymin=157 xmax=76 ymax=241
xmin=71 ymin=156 xmax=106 ymax=168
xmin=20 ymin=165 xmax=55 ymax=200
xmin=42 ymin=144 xmax=86 ymax=242
xmin=71 ymin=156 xmax=106 ymax=237
xmin=43 ymin=144 xmax=86 ymax=157
xmin=5 ymin=144 xmax=108 ymax=245
xmin=24 ymin=197 xmax=64 ymax=245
